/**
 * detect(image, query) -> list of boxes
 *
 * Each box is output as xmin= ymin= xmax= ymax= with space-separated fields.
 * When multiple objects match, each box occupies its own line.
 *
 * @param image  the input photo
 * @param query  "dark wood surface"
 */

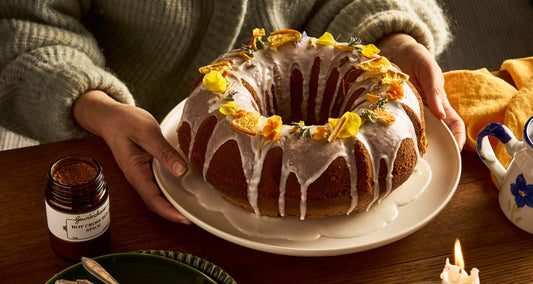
xmin=1 ymin=135 xmax=533 ymax=283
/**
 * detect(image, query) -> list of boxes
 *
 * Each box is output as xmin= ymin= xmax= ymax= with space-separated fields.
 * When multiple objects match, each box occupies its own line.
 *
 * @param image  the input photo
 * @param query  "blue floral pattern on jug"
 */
xmin=511 ymin=174 xmax=533 ymax=208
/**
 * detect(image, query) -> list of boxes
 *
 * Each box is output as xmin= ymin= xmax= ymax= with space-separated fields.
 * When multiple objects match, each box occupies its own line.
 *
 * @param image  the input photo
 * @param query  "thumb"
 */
xmin=417 ymin=60 xmax=447 ymax=120
xmin=147 ymin=132 xmax=188 ymax=177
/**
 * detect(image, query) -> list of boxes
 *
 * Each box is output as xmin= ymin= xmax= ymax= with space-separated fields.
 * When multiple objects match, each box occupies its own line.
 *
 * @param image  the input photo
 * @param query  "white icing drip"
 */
xmin=278 ymin=137 xmax=348 ymax=219
xmin=345 ymin=138 xmax=359 ymax=214
xmin=247 ymin=140 xmax=268 ymax=215
xmin=179 ymin=35 xmax=425 ymax=219
xmin=201 ymin=119 xmax=221 ymax=179
xmin=358 ymin=103 xmax=418 ymax=210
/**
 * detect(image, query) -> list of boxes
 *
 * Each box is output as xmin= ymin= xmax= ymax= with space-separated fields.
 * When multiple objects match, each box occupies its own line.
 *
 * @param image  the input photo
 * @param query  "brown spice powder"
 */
xmin=53 ymin=162 xmax=97 ymax=186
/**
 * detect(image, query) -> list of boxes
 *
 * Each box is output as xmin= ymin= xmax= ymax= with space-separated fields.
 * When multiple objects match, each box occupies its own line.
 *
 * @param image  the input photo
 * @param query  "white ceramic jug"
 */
xmin=477 ymin=116 xmax=533 ymax=234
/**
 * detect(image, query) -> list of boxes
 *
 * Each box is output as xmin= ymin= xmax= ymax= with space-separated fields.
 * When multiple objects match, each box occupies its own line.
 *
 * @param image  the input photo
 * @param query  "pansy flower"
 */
xmin=263 ymin=115 xmax=282 ymax=141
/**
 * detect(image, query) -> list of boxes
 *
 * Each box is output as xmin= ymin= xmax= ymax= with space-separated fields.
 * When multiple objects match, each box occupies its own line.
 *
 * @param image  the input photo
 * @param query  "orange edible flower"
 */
xmin=262 ymin=115 xmax=282 ymax=141
xmin=313 ymin=126 xmax=328 ymax=140
xmin=386 ymin=81 xmax=404 ymax=100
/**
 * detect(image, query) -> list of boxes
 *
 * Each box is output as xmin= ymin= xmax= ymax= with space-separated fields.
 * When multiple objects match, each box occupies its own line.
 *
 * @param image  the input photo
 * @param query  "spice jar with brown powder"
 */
xmin=45 ymin=155 xmax=110 ymax=261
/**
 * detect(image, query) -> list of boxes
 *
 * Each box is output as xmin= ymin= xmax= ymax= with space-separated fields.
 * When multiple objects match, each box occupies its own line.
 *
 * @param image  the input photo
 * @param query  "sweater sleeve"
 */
xmin=0 ymin=0 xmax=134 ymax=143
xmin=304 ymin=0 xmax=451 ymax=57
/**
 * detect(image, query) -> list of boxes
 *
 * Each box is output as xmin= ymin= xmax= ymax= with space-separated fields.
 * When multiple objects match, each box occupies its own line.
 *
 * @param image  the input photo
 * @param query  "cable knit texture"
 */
xmin=0 ymin=0 xmax=449 ymax=143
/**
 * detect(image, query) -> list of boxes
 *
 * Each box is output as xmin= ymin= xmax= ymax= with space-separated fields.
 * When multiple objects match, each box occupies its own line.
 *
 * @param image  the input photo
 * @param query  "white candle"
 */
xmin=440 ymin=239 xmax=480 ymax=284
xmin=441 ymin=258 xmax=480 ymax=284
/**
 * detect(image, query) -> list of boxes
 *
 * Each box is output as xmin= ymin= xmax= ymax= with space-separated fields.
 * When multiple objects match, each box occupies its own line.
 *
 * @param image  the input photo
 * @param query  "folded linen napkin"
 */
xmin=443 ymin=57 xmax=533 ymax=187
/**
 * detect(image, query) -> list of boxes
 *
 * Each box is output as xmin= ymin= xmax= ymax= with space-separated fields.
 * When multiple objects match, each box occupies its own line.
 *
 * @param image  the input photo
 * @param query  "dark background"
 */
xmin=438 ymin=0 xmax=533 ymax=71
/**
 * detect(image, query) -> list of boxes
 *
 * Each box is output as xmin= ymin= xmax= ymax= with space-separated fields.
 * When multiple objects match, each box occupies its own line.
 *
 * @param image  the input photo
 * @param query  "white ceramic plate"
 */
xmin=154 ymin=100 xmax=461 ymax=256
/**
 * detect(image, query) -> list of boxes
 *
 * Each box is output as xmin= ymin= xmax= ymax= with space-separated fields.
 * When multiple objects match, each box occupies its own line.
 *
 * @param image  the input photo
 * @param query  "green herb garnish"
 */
xmin=348 ymin=36 xmax=362 ymax=48
xmin=291 ymin=122 xmax=312 ymax=139
xmin=255 ymin=37 xmax=265 ymax=49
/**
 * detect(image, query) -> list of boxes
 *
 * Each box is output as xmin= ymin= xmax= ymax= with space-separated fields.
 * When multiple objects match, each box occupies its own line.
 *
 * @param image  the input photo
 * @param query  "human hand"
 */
xmin=377 ymin=33 xmax=466 ymax=150
xmin=73 ymin=90 xmax=190 ymax=224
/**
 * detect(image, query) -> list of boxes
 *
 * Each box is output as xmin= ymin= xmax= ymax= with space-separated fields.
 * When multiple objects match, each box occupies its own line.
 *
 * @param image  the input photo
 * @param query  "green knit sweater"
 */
xmin=0 ymin=0 xmax=450 ymax=143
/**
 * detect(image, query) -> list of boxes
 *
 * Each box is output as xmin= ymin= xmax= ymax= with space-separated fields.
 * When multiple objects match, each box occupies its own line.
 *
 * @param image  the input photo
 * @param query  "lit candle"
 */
xmin=440 ymin=239 xmax=480 ymax=284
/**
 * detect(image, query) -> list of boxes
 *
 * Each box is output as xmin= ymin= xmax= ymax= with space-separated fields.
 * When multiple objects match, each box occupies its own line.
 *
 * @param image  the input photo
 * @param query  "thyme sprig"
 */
xmin=361 ymin=96 xmax=388 ymax=123
xmin=348 ymin=36 xmax=362 ymax=49
xmin=241 ymin=45 xmax=255 ymax=58
xmin=291 ymin=122 xmax=312 ymax=139
xmin=362 ymin=109 xmax=377 ymax=123
xmin=223 ymin=89 xmax=237 ymax=102
xmin=255 ymin=37 xmax=265 ymax=49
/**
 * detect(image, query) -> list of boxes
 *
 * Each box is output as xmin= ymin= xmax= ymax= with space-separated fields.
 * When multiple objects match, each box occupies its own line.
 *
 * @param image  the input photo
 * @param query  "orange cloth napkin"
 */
xmin=444 ymin=57 xmax=533 ymax=186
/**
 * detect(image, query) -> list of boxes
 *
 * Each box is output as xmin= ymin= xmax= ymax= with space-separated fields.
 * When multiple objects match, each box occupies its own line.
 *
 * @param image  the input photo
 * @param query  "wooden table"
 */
xmin=1 ymin=135 xmax=532 ymax=283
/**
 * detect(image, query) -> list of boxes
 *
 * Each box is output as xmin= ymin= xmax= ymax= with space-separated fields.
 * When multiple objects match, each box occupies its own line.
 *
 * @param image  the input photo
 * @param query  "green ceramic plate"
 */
xmin=46 ymin=250 xmax=236 ymax=284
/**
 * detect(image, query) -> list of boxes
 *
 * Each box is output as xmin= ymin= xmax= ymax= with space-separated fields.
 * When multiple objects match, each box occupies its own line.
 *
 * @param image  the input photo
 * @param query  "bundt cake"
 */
xmin=177 ymin=29 xmax=427 ymax=219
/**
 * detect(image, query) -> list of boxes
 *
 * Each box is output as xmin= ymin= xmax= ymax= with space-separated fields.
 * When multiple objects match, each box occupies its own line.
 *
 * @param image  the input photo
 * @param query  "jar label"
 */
xmin=46 ymin=198 xmax=110 ymax=242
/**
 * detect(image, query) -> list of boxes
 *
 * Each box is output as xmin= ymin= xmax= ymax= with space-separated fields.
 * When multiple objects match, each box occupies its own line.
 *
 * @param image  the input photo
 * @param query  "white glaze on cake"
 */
xmin=178 ymin=35 xmax=424 ymax=219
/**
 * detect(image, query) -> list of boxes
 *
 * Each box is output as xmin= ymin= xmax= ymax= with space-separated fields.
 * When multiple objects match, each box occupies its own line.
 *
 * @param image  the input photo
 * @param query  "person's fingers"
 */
xmin=422 ymin=85 xmax=447 ymax=120
xmin=121 ymin=147 xmax=191 ymax=224
xmin=411 ymin=51 xmax=447 ymax=120
xmin=136 ymin=129 xmax=188 ymax=178
xmin=441 ymin=98 xmax=467 ymax=150
xmin=133 ymin=172 xmax=192 ymax=224
xmin=377 ymin=33 xmax=466 ymax=150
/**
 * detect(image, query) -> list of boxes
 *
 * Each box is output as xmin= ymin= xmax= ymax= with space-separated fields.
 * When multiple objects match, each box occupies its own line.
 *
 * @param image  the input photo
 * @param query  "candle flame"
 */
xmin=454 ymin=239 xmax=465 ymax=270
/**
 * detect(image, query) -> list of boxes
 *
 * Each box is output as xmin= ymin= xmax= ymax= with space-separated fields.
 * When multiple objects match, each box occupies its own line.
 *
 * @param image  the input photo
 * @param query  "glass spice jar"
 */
xmin=45 ymin=155 xmax=111 ymax=261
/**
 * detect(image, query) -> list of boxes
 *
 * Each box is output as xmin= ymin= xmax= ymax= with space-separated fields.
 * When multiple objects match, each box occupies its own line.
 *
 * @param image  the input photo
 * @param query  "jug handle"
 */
xmin=477 ymin=122 xmax=519 ymax=187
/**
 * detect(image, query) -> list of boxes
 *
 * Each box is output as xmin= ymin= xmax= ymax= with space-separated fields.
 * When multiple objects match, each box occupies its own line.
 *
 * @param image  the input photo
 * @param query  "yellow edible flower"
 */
xmin=328 ymin=112 xmax=362 ymax=139
xmin=262 ymin=115 xmax=282 ymax=141
xmin=316 ymin=32 xmax=336 ymax=46
xmin=203 ymin=70 xmax=227 ymax=93
xmin=219 ymin=102 xmax=240 ymax=116
xmin=360 ymin=44 xmax=381 ymax=58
